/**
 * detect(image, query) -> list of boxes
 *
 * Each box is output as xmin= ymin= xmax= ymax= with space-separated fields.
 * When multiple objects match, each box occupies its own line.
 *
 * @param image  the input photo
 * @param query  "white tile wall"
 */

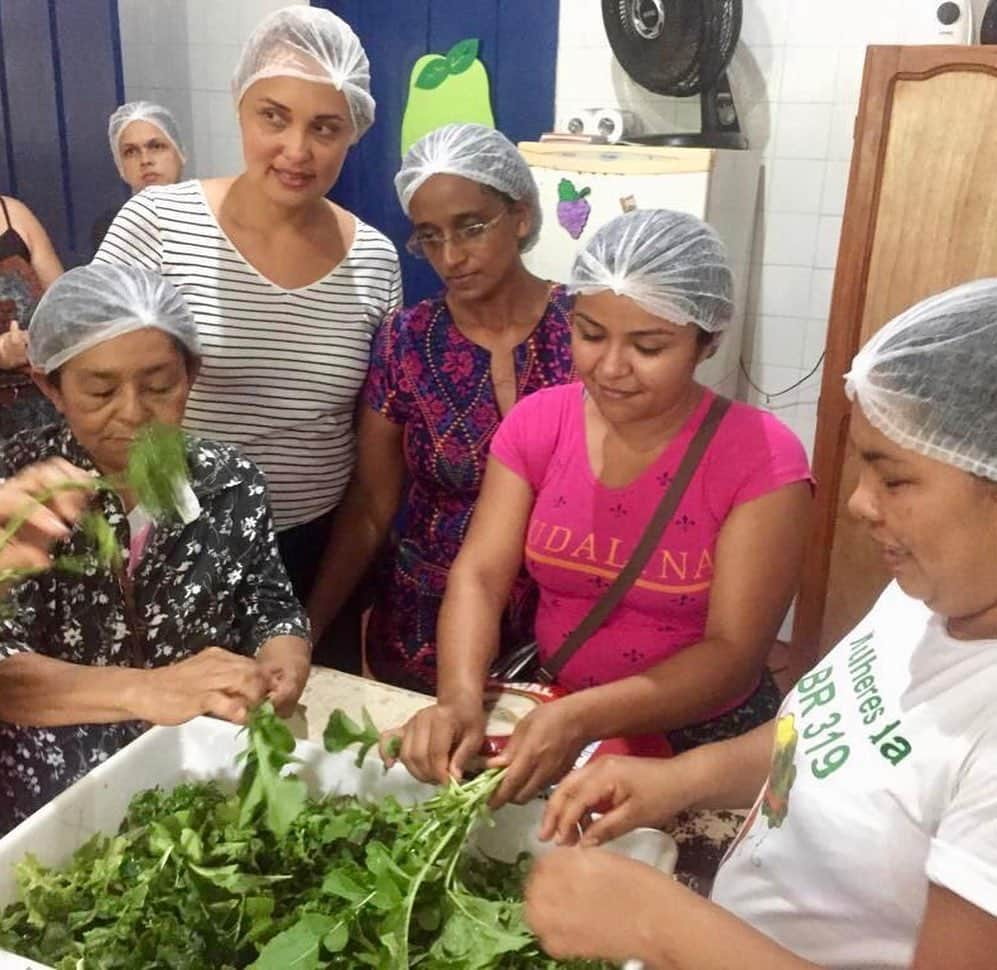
xmin=556 ymin=0 xmax=990 ymax=461
xmin=117 ymin=0 xmax=308 ymax=179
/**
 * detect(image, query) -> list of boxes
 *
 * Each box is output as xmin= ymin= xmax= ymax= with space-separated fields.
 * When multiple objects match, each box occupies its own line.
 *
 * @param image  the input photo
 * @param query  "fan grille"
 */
xmin=604 ymin=0 xmax=741 ymax=97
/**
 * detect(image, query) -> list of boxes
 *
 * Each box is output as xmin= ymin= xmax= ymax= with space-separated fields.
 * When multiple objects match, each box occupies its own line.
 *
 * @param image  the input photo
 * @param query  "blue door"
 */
xmin=0 ymin=0 xmax=126 ymax=267
xmin=318 ymin=0 xmax=559 ymax=302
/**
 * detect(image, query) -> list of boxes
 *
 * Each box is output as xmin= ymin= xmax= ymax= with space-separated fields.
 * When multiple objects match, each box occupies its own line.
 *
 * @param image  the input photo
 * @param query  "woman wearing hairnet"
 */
xmin=110 ymin=100 xmax=187 ymax=195
xmin=90 ymin=101 xmax=187 ymax=252
xmin=94 ymin=7 xmax=401 ymax=673
xmin=307 ymin=123 xmax=574 ymax=687
xmin=524 ymin=279 xmax=997 ymax=970
xmin=392 ymin=209 xmax=813 ymax=805
xmin=0 ymin=263 xmax=311 ymax=834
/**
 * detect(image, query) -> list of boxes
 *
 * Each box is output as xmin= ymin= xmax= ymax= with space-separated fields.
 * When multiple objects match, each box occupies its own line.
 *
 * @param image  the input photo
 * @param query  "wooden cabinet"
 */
xmin=793 ymin=45 xmax=997 ymax=663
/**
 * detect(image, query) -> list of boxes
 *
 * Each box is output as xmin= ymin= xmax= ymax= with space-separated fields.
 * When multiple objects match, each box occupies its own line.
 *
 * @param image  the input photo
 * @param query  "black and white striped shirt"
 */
xmin=95 ymin=180 xmax=402 ymax=530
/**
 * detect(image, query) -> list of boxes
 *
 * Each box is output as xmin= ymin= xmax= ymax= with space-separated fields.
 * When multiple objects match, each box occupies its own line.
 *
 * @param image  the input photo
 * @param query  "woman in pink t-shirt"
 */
xmin=393 ymin=210 xmax=813 ymax=806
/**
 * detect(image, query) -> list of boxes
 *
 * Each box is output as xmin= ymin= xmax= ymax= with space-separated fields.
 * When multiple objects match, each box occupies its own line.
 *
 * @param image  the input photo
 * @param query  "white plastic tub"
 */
xmin=0 ymin=716 xmax=676 ymax=968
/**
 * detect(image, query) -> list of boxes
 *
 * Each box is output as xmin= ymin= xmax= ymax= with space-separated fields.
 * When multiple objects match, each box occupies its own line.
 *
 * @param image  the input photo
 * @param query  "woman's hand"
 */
xmin=540 ymin=754 xmax=696 ymax=846
xmin=486 ymin=699 xmax=588 ymax=808
xmin=0 ymin=459 xmax=95 ymax=574
xmin=132 ymin=647 xmax=269 ymax=726
xmin=0 ymin=321 xmax=28 ymax=371
xmin=526 ymin=847 xmax=671 ymax=965
xmin=257 ymin=636 xmax=312 ymax=716
xmin=390 ymin=700 xmax=487 ymax=784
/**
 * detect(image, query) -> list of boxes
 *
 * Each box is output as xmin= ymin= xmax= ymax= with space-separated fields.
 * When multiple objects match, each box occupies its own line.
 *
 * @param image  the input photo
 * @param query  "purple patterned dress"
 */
xmin=363 ymin=285 xmax=575 ymax=691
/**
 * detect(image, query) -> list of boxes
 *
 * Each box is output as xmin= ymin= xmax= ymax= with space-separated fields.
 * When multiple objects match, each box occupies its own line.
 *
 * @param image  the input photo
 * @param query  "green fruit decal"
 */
xmin=557 ymin=178 xmax=592 ymax=239
xmin=400 ymin=38 xmax=495 ymax=157
xmin=761 ymin=714 xmax=799 ymax=829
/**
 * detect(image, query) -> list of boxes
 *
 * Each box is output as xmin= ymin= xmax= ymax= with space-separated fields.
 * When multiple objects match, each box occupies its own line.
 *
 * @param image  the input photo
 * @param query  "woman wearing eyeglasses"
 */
xmin=307 ymin=123 xmax=574 ymax=689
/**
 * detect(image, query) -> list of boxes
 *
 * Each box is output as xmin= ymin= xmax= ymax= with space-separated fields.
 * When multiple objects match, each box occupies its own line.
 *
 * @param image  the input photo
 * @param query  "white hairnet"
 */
xmin=395 ymin=124 xmax=542 ymax=251
xmin=28 ymin=264 xmax=200 ymax=375
xmin=568 ymin=209 xmax=734 ymax=333
xmin=233 ymin=6 xmax=374 ymax=142
xmin=108 ymin=101 xmax=187 ymax=174
xmin=845 ymin=278 xmax=997 ymax=482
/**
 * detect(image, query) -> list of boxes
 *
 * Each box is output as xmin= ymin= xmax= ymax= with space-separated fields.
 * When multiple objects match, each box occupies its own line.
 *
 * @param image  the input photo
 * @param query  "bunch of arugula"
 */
xmin=0 ymin=423 xmax=192 ymax=603
xmin=0 ymin=704 xmax=612 ymax=969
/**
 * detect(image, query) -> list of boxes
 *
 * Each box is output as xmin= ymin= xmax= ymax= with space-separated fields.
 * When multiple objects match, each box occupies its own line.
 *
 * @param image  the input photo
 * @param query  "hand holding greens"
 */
xmin=0 ymin=423 xmax=192 ymax=605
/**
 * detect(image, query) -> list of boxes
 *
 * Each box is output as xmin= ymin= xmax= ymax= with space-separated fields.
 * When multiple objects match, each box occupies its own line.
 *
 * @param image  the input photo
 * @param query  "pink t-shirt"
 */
xmin=490 ymin=383 xmax=812 ymax=694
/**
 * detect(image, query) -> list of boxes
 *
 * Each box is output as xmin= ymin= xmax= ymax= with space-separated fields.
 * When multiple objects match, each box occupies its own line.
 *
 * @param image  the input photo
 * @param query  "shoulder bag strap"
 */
xmin=537 ymin=395 xmax=732 ymax=685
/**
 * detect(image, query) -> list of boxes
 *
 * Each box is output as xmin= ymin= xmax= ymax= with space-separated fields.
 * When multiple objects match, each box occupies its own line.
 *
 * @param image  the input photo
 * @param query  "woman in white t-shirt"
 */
xmin=524 ymin=280 xmax=997 ymax=970
xmin=95 ymin=8 xmax=401 ymax=672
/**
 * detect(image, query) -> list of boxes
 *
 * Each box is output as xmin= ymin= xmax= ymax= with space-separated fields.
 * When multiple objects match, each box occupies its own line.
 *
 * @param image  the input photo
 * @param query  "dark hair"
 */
xmin=46 ymin=335 xmax=198 ymax=388
xmin=695 ymin=326 xmax=715 ymax=350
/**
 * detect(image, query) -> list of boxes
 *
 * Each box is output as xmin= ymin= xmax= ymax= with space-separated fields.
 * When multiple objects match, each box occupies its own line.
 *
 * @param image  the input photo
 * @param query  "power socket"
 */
xmin=903 ymin=0 xmax=975 ymax=44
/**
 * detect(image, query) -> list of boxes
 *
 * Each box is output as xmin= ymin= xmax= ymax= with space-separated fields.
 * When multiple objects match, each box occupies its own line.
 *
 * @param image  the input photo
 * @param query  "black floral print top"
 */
xmin=0 ymin=423 xmax=309 ymax=833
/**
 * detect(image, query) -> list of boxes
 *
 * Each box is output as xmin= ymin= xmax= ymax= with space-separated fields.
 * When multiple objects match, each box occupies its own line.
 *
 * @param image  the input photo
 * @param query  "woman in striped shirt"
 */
xmin=95 ymin=8 xmax=401 ymax=673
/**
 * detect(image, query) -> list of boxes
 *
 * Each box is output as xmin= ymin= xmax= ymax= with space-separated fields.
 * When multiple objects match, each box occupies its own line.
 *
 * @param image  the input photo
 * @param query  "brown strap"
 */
xmin=537 ymin=395 xmax=732 ymax=684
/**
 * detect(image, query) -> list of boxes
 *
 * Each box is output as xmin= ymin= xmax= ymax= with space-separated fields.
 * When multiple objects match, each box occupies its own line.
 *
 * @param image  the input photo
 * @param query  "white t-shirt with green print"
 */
xmin=711 ymin=581 xmax=997 ymax=970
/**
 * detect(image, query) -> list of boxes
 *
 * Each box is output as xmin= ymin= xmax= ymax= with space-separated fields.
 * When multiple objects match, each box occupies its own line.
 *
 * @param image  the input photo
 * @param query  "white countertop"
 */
xmin=290 ymin=666 xmax=432 ymax=743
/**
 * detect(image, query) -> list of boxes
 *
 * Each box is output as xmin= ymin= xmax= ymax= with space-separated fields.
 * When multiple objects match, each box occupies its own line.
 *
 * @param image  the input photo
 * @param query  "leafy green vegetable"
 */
xmin=323 ymin=707 xmax=400 ymax=766
xmin=251 ymin=912 xmax=337 ymax=969
xmin=125 ymin=422 xmax=191 ymax=520
xmin=0 ymin=706 xmax=612 ymax=969
xmin=79 ymin=510 xmax=123 ymax=571
xmin=237 ymin=702 xmax=308 ymax=838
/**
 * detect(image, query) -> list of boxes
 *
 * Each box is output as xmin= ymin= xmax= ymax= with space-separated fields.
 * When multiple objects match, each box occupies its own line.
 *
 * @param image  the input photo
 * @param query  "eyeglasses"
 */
xmin=405 ymin=210 xmax=508 ymax=259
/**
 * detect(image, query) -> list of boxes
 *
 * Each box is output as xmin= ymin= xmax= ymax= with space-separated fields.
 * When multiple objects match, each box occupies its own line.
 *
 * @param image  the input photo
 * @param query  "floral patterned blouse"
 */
xmin=0 ymin=424 xmax=309 ymax=833
xmin=362 ymin=285 xmax=575 ymax=691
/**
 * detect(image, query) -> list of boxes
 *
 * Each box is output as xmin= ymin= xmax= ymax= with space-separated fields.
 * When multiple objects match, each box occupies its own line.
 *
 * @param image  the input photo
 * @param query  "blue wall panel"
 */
xmin=494 ymin=0 xmax=560 ymax=154
xmin=318 ymin=0 xmax=558 ymax=303
xmin=0 ymin=11 xmax=14 ymax=196
xmin=327 ymin=0 xmax=436 ymax=301
xmin=0 ymin=0 xmax=69 ymax=253
xmin=0 ymin=0 xmax=124 ymax=266
xmin=55 ymin=0 xmax=128 ymax=262
xmin=429 ymin=0 xmax=498 ymax=60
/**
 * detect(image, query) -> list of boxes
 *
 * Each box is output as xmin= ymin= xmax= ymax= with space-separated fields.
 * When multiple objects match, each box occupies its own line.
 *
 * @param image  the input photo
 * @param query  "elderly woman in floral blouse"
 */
xmin=0 ymin=264 xmax=311 ymax=834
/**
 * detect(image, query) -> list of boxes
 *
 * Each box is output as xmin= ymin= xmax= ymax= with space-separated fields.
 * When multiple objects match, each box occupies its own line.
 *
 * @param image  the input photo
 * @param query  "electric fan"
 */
xmin=602 ymin=0 xmax=747 ymax=149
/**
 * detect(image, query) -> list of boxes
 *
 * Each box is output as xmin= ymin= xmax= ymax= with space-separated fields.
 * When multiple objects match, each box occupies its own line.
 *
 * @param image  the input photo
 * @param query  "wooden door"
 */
xmin=793 ymin=45 xmax=997 ymax=663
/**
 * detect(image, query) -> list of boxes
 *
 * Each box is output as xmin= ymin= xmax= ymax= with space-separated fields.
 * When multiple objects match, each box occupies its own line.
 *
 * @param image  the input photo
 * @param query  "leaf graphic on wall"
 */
xmin=415 ymin=57 xmax=450 ymax=91
xmin=401 ymin=38 xmax=495 ymax=157
xmin=445 ymin=38 xmax=479 ymax=74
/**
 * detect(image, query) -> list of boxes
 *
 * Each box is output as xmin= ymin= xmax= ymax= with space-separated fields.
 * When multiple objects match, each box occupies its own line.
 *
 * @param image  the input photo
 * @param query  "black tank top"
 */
xmin=0 ymin=197 xmax=54 ymax=428
xmin=0 ymin=196 xmax=31 ymax=263
xmin=0 ymin=194 xmax=43 ymax=357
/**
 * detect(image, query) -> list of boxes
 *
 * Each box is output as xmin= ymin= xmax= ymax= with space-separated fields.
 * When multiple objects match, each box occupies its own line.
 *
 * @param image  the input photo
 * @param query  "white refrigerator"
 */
xmin=518 ymin=142 xmax=761 ymax=398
